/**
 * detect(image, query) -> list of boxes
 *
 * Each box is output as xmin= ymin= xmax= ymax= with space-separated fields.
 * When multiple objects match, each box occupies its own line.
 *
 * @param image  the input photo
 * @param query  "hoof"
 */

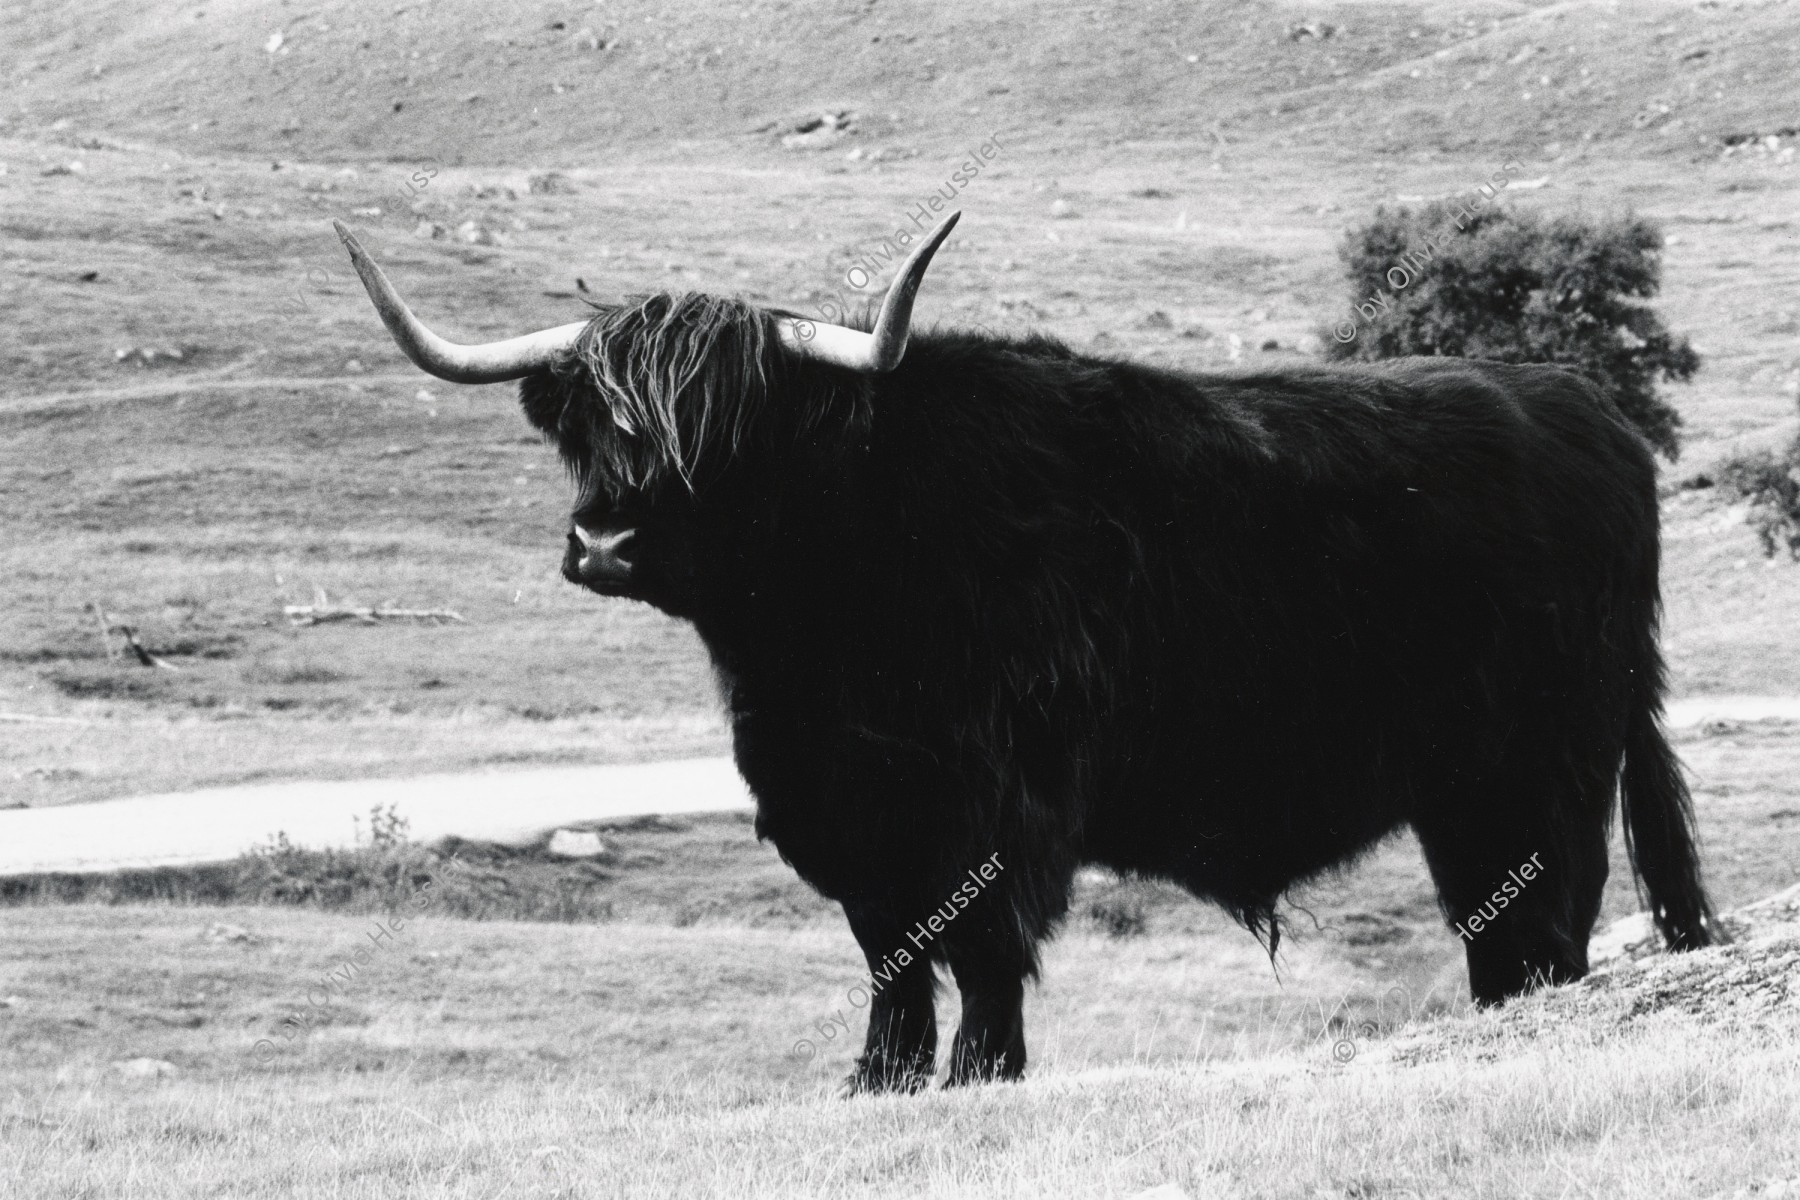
xmin=945 ymin=1037 xmax=1026 ymax=1087
xmin=842 ymin=1053 xmax=933 ymax=1096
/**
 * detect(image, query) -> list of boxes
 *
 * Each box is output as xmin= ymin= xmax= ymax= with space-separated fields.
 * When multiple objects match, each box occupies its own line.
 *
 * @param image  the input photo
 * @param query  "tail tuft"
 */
xmin=1621 ymin=703 xmax=1720 ymax=950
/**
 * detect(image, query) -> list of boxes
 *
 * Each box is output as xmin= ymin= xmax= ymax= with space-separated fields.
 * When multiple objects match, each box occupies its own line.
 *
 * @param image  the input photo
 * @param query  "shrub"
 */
xmin=1325 ymin=201 xmax=1699 ymax=460
xmin=1086 ymin=887 xmax=1148 ymax=938
xmin=1716 ymin=413 xmax=1800 ymax=559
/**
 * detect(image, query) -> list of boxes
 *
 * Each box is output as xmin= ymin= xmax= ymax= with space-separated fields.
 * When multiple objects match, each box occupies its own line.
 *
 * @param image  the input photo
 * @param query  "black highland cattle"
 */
xmin=335 ymin=212 xmax=1717 ymax=1094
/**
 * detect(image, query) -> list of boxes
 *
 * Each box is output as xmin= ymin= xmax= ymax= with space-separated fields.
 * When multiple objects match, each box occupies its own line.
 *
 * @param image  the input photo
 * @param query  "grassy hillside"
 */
xmin=7 ymin=140 xmax=1800 ymax=805
xmin=9 ymin=706 xmax=1800 ymax=937
xmin=1 ymin=895 xmax=1794 ymax=1197
xmin=5 ymin=4 xmax=1800 ymax=1196
xmin=2 ymin=0 xmax=1798 ymax=811
xmin=4 ymin=0 xmax=1798 ymax=165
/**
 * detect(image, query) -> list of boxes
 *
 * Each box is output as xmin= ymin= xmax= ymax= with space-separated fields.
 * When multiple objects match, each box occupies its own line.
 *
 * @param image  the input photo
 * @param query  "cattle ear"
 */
xmin=516 ymin=370 xmax=566 ymax=440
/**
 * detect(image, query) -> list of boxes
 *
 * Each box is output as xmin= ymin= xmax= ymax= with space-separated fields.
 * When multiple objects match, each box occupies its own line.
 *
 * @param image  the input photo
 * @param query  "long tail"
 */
xmin=1620 ymin=696 xmax=1719 ymax=950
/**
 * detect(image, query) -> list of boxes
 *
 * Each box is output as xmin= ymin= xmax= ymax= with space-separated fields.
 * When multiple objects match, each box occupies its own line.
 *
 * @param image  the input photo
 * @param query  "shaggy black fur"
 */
xmin=519 ymin=293 xmax=1717 ymax=1093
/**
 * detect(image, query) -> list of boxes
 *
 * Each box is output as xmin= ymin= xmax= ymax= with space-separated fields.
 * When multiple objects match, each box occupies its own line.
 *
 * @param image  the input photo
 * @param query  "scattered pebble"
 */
xmin=110 ymin=1058 xmax=179 ymax=1079
xmin=114 ymin=346 xmax=187 ymax=366
xmin=546 ymin=829 xmax=606 ymax=858
xmin=1126 ymin=1186 xmax=1192 ymax=1200
xmin=781 ymin=111 xmax=854 ymax=151
xmin=455 ymin=220 xmax=496 ymax=245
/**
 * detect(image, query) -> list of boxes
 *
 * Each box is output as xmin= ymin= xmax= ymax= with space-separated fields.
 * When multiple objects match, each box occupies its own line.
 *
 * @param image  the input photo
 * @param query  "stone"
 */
xmin=110 ymin=1058 xmax=179 ymax=1079
xmin=546 ymin=829 xmax=606 ymax=858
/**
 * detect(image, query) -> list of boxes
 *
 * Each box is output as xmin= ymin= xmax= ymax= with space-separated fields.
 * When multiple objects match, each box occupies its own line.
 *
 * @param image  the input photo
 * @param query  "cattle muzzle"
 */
xmin=565 ymin=522 xmax=638 ymax=594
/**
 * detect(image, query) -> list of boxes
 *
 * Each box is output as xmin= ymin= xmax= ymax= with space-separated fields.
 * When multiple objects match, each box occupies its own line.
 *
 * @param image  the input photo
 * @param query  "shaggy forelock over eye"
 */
xmin=557 ymin=293 xmax=784 ymax=492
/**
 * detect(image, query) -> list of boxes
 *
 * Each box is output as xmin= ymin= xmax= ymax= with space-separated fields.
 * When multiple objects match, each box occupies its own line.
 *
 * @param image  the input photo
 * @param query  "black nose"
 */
xmin=566 ymin=523 xmax=637 ymax=589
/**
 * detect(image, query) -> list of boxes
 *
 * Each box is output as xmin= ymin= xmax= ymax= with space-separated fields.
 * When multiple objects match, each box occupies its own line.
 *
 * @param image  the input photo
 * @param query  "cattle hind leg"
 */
xmin=1413 ymin=731 xmax=1615 ymax=1006
xmin=1424 ymin=813 xmax=1611 ymax=1005
xmin=1417 ymin=580 xmax=1716 ymax=1005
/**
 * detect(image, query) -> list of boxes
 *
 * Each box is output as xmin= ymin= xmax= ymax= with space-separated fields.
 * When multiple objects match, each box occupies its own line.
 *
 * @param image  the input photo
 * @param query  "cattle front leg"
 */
xmin=841 ymin=901 xmax=938 ymax=1094
xmin=943 ymin=937 xmax=1029 ymax=1086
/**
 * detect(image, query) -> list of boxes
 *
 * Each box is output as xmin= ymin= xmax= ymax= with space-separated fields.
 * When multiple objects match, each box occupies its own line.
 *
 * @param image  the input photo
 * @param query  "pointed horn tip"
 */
xmin=910 ymin=211 xmax=960 ymax=263
xmin=331 ymin=219 xmax=365 ymax=256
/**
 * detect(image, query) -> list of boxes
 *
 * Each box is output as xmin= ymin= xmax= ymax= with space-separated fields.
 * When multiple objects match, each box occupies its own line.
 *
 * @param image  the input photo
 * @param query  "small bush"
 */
xmin=1087 ymin=890 xmax=1148 ymax=939
xmin=1325 ymin=200 xmax=1699 ymax=460
xmin=1717 ymin=417 xmax=1800 ymax=559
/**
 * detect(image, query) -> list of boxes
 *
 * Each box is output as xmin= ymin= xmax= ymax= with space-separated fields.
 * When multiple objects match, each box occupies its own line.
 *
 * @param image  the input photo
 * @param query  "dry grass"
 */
xmin=0 ymin=709 xmax=728 ymax=809
xmin=3 ymin=15 xmax=1800 ymax=805
xmin=3 ymin=140 xmax=1799 ymax=807
xmin=5 ymin=1 xmax=1800 ymax=1195
xmin=1 ymin=904 xmax=1793 ymax=1198
xmin=0 ymin=783 xmax=1793 ymax=1195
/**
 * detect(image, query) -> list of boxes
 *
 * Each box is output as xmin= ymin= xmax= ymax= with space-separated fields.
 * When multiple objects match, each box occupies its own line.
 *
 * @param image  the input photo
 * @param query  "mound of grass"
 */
xmin=0 ymin=804 xmax=615 ymax=919
xmin=0 ymin=807 xmax=838 ymax=927
xmin=0 ymin=814 xmax=627 ymax=923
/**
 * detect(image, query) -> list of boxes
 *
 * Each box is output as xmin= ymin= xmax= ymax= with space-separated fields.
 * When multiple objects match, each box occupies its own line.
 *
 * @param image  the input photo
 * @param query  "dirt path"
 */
xmin=1 ymin=698 xmax=1794 ymax=878
xmin=0 ymin=758 xmax=751 ymax=876
xmin=1665 ymin=696 xmax=1800 ymax=727
xmin=0 ymin=373 xmax=432 ymax=416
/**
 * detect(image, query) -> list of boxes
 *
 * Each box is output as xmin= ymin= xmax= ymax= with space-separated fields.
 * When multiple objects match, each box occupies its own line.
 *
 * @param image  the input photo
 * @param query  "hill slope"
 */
xmin=1 ymin=888 xmax=1796 ymax=1197
xmin=4 ymin=0 xmax=1798 ymax=166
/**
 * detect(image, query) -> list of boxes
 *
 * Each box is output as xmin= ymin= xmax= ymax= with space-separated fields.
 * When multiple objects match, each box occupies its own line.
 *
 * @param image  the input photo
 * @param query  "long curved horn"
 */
xmin=778 ymin=210 xmax=959 ymax=372
xmin=332 ymin=220 xmax=588 ymax=384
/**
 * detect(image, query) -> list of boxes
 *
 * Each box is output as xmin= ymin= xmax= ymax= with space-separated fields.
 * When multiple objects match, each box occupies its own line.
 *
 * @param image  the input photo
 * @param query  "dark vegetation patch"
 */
xmin=157 ymin=633 xmax=244 ymax=660
xmin=260 ymin=664 xmax=351 ymax=685
xmin=1337 ymin=910 xmax=1413 ymax=947
xmin=47 ymin=669 xmax=173 ymax=701
xmin=1081 ymin=873 xmax=1155 ymax=938
xmin=1717 ymin=398 xmax=1800 ymax=560
xmin=0 ymin=810 xmax=835 ymax=927
xmin=0 ymin=647 xmax=95 ymax=665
